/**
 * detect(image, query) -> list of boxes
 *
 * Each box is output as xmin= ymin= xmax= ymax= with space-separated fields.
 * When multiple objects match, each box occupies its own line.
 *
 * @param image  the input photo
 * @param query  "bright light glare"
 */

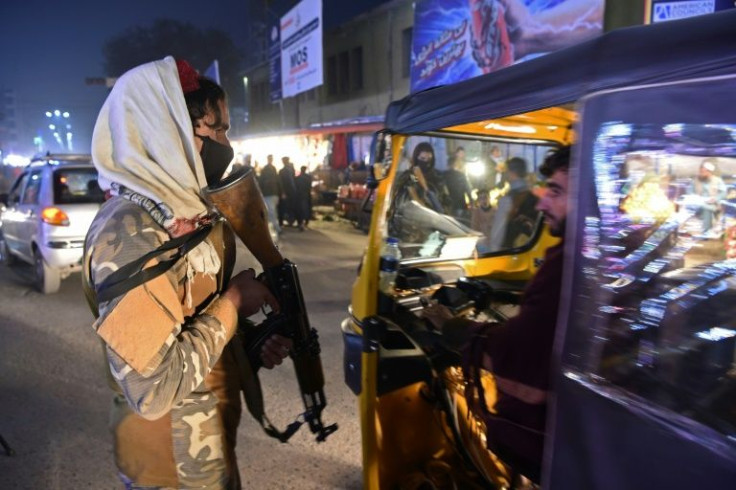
xmin=54 ymin=110 xmax=61 ymax=117
xmin=231 ymin=134 xmax=330 ymax=173
xmin=49 ymin=124 xmax=55 ymax=130
xmin=4 ymin=154 xmax=31 ymax=166
xmin=484 ymin=122 xmax=536 ymax=134
xmin=466 ymin=159 xmax=486 ymax=177
xmin=62 ymin=112 xmax=70 ymax=118
xmin=45 ymin=111 xmax=52 ymax=118
xmin=695 ymin=327 xmax=736 ymax=342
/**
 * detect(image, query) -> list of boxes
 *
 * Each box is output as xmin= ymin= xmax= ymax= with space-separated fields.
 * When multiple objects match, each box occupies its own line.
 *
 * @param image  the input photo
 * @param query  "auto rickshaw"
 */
xmin=342 ymin=10 xmax=736 ymax=489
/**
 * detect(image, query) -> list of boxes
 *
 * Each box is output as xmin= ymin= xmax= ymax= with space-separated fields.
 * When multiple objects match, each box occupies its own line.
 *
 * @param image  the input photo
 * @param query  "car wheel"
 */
xmin=0 ymin=234 xmax=18 ymax=266
xmin=34 ymin=248 xmax=61 ymax=294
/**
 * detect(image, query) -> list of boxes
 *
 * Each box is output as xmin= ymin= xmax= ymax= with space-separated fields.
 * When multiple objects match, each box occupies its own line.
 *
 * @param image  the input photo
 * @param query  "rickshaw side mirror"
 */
xmin=366 ymin=130 xmax=392 ymax=189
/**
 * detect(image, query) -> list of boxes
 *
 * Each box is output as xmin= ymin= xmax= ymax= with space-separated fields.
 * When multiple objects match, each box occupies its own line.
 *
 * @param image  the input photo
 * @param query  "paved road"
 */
xmin=0 ymin=215 xmax=368 ymax=489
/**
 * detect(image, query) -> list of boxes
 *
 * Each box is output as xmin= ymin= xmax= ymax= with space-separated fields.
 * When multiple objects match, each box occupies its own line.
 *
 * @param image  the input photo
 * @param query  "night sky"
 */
xmin=0 ymin=0 xmax=389 ymax=156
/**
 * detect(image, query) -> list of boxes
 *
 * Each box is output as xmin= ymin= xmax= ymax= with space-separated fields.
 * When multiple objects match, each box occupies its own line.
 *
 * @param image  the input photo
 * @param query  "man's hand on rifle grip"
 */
xmin=223 ymin=268 xmax=280 ymax=318
xmin=260 ymin=334 xmax=293 ymax=369
xmin=223 ymin=268 xmax=290 ymax=369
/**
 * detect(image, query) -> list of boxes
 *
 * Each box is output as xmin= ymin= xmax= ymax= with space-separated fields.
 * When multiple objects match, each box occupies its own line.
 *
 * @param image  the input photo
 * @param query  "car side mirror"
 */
xmin=366 ymin=130 xmax=391 ymax=189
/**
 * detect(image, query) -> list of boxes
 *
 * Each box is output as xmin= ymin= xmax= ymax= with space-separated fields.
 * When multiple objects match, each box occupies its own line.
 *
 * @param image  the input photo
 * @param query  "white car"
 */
xmin=0 ymin=154 xmax=104 ymax=293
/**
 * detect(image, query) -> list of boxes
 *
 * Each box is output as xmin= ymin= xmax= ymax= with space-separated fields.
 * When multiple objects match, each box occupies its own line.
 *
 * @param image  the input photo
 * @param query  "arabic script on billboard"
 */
xmin=411 ymin=0 xmax=605 ymax=93
xmin=280 ymin=0 xmax=323 ymax=98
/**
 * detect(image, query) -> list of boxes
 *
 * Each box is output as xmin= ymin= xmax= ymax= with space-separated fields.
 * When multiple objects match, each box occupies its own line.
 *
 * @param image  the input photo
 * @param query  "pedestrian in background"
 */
xmin=471 ymin=188 xmax=495 ymax=254
xmin=242 ymin=153 xmax=253 ymax=173
xmin=489 ymin=156 xmax=538 ymax=250
xmin=445 ymin=149 xmax=473 ymax=222
xmin=278 ymin=156 xmax=297 ymax=227
xmin=689 ymin=158 xmax=727 ymax=236
xmin=258 ymin=154 xmax=282 ymax=237
xmin=295 ymin=165 xmax=313 ymax=231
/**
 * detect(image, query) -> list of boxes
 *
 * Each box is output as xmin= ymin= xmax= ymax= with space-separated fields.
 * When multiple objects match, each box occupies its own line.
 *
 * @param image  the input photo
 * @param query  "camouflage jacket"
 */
xmin=85 ymin=196 xmax=242 ymax=489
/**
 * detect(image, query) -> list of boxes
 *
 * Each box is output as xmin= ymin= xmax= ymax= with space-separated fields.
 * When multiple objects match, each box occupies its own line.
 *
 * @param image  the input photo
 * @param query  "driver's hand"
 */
xmin=422 ymin=303 xmax=455 ymax=331
xmin=423 ymin=303 xmax=475 ymax=352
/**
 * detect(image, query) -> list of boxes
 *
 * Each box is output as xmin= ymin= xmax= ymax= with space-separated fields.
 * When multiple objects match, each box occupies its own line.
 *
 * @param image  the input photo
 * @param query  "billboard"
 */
xmin=410 ymin=0 xmax=605 ymax=93
xmin=280 ymin=0 xmax=323 ymax=98
xmin=646 ymin=0 xmax=735 ymax=23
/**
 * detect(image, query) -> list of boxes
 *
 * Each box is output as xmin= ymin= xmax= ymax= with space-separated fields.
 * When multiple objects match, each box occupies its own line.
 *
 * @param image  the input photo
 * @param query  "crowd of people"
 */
xmin=395 ymin=140 xmax=541 ymax=253
xmin=232 ymin=153 xmax=314 ymax=234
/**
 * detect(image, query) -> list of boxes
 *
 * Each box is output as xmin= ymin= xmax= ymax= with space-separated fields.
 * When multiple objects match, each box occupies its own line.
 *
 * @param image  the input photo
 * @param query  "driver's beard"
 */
xmin=549 ymin=217 xmax=567 ymax=238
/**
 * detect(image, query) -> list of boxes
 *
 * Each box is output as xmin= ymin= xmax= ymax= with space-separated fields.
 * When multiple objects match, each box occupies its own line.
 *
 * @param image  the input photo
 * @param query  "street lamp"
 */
xmin=45 ymin=109 xmax=73 ymax=151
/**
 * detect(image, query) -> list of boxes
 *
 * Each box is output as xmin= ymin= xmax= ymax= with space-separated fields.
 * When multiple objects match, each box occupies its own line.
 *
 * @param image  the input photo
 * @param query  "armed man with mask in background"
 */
xmin=423 ymin=145 xmax=570 ymax=482
xmin=83 ymin=57 xmax=292 ymax=490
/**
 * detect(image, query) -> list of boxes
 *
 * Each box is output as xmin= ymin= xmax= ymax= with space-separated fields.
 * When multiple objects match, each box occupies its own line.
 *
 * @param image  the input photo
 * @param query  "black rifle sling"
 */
xmin=96 ymin=222 xmax=214 ymax=304
xmin=231 ymin=330 xmax=303 ymax=443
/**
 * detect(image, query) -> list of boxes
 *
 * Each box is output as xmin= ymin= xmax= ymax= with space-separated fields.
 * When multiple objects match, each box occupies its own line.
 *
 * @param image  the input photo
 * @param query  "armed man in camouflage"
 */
xmin=84 ymin=57 xmax=292 ymax=489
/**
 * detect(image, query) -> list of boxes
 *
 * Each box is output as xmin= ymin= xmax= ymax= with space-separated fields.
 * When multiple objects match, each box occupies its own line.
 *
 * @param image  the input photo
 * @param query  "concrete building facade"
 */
xmin=242 ymin=0 xmax=650 ymax=138
xmin=244 ymin=0 xmax=413 ymax=136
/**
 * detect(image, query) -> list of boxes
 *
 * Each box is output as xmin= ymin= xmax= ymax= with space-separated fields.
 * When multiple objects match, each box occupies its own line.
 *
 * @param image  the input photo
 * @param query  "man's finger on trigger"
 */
xmin=265 ymin=292 xmax=280 ymax=313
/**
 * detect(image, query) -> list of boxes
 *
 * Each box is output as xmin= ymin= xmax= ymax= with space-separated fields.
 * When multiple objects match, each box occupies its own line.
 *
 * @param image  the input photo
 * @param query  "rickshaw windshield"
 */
xmin=387 ymin=134 xmax=557 ymax=261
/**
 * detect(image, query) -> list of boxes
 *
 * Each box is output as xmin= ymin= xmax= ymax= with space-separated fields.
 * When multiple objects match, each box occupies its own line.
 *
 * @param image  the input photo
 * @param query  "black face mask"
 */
xmin=196 ymin=134 xmax=234 ymax=185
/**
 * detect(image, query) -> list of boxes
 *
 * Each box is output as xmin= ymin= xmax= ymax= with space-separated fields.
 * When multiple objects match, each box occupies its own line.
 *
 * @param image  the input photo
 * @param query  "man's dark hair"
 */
xmin=184 ymin=76 xmax=226 ymax=128
xmin=506 ymin=156 xmax=528 ymax=178
xmin=539 ymin=145 xmax=571 ymax=178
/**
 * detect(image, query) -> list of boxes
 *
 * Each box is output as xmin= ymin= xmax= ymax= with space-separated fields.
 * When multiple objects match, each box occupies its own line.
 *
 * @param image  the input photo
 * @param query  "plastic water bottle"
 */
xmin=379 ymin=237 xmax=402 ymax=294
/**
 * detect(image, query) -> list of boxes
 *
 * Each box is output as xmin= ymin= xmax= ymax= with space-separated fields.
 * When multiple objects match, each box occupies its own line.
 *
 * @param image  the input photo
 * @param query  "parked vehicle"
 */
xmin=0 ymin=154 xmax=104 ymax=293
xmin=342 ymin=11 xmax=736 ymax=490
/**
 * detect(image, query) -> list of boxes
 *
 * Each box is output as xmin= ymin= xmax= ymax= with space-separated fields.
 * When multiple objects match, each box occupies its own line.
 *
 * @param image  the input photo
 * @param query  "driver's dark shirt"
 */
xmin=462 ymin=241 xmax=564 ymax=476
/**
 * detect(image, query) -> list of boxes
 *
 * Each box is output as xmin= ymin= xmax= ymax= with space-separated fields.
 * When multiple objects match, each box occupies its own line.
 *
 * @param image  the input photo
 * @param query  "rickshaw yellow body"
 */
xmin=350 ymin=108 xmax=576 ymax=489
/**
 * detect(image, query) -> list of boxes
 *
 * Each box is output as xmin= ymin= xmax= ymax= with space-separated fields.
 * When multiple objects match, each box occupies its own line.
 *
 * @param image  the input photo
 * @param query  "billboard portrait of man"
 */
xmin=411 ymin=0 xmax=605 ymax=92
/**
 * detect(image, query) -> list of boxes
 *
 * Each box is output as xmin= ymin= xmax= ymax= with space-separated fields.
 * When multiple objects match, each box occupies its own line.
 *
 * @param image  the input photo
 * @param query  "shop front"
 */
xmin=231 ymin=117 xmax=383 ymax=204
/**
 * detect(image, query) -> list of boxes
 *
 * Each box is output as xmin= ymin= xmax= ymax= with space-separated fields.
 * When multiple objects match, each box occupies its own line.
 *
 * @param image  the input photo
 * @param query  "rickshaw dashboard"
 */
xmin=374 ymin=271 xmax=525 ymax=376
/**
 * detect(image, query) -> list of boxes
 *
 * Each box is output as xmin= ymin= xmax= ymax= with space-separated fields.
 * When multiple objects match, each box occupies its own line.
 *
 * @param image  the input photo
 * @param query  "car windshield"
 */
xmin=386 ymin=135 xmax=557 ymax=261
xmin=53 ymin=167 xmax=105 ymax=204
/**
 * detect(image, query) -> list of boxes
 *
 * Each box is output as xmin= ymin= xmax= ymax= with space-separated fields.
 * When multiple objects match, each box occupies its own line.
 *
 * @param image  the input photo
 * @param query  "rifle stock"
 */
xmin=204 ymin=168 xmax=337 ymax=442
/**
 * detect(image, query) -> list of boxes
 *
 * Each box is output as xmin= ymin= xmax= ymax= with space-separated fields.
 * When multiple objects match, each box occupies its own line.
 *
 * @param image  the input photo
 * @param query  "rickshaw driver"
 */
xmin=423 ymin=145 xmax=570 ymax=481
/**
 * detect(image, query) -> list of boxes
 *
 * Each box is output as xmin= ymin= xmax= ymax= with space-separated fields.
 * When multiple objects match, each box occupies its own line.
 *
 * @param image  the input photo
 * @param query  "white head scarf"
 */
xmin=91 ymin=56 xmax=220 ymax=278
